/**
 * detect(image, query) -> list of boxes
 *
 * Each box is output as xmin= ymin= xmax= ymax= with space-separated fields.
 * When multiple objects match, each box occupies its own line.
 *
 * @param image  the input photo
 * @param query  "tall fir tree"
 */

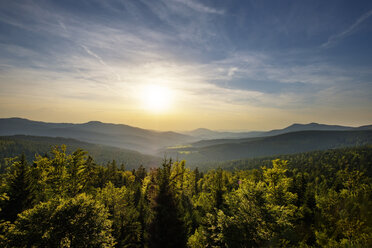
xmin=0 ymin=154 xmax=32 ymax=222
xmin=148 ymin=160 xmax=187 ymax=248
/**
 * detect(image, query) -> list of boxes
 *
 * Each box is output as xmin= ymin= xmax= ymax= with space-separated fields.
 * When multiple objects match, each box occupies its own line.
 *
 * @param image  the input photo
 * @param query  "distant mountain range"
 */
xmin=0 ymin=118 xmax=195 ymax=154
xmin=1 ymin=118 xmax=371 ymax=167
xmin=164 ymin=130 xmax=372 ymax=164
xmin=184 ymin=122 xmax=372 ymax=140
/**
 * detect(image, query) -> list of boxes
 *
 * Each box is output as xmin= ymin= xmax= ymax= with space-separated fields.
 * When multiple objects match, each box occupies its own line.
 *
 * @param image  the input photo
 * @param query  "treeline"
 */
xmin=204 ymin=146 xmax=372 ymax=174
xmin=0 ymin=135 xmax=161 ymax=170
xmin=0 ymin=145 xmax=371 ymax=247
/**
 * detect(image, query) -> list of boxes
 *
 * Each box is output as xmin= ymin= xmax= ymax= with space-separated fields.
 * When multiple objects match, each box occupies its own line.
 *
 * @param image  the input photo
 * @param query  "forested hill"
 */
xmin=184 ymin=122 xmax=372 ymax=140
xmin=198 ymin=146 xmax=372 ymax=174
xmin=164 ymin=130 xmax=372 ymax=164
xmin=0 ymin=135 xmax=161 ymax=170
xmin=0 ymin=118 xmax=195 ymax=154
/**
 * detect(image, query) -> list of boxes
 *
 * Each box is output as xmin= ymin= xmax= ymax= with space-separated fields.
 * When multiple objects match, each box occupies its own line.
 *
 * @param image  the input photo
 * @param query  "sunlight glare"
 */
xmin=142 ymin=85 xmax=173 ymax=113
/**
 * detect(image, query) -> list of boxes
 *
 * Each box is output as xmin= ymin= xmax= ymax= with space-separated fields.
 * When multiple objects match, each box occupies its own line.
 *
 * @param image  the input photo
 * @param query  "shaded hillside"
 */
xmin=190 ymin=136 xmax=262 ymax=148
xmin=164 ymin=130 xmax=372 ymax=164
xmin=0 ymin=118 xmax=195 ymax=154
xmin=183 ymin=122 xmax=370 ymax=140
xmin=197 ymin=146 xmax=372 ymax=174
xmin=183 ymin=128 xmax=264 ymax=140
xmin=261 ymin=122 xmax=353 ymax=137
xmin=0 ymin=135 xmax=161 ymax=169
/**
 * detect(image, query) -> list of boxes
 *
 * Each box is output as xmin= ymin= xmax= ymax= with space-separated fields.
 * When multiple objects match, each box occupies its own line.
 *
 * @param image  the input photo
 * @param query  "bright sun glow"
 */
xmin=141 ymin=85 xmax=173 ymax=113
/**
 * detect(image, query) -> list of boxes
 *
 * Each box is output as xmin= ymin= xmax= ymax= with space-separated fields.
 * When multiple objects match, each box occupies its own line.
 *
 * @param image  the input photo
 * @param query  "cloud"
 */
xmin=227 ymin=67 xmax=238 ymax=77
xmin=1 ymin=0 xmax=371 ymax=129
xmin=322 ymin=9 xmax=372 ymax=48
xmin=173 ymin=0 xmax=224 ymax=14
xmin=81 ymin=45 xmax=107 ymax=67
xmin=58 ymin=20 xmax=67 ymax=32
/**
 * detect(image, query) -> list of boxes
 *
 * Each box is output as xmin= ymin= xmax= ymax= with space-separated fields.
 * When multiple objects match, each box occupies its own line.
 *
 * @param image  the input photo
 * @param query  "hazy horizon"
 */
xmin=1 ymin=116 xmax=371 ymax=133
xmin=1 ymin=1 xmax=372 ymax=131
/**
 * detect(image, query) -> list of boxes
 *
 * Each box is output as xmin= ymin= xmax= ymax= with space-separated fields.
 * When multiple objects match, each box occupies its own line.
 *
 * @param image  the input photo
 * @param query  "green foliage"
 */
xmin=224 ymin=180 xmax=272 ymax=246
xmin=0 ymin=154 xmax=32 ymax=222
xmin=96 ymin=182 xmax=142 ymax=247
xmin=262 ymin=160 xmax=297 ymax=229
xmin=5 ymin=194 xmax=115 ymax=247
xmin=315 ymin=170 xmax=372 ymax=247
xmin=0 ymin=145 xmax=371 ymax=247
xmin=190 ymin=160 xmax=298 ymax=247
xmin=148 ymin=159 xmax=187 ymax=248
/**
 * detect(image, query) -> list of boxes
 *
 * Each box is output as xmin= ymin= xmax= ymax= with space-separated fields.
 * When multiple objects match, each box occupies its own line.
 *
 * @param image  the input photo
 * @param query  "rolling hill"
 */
xmin=183 ymin=122 xmax=371 ymax=140
xmin=163 ymin=130 xmax=372 ymax=164
xmin=182 ymin=128 xmax=264 ymax=140
xmin=0 ymin=135 xmax=161 ymax=169
xmin=180 ymin=123 xmax=372 ymax=149
xmin=209 ymin=146 xmax=372 ymax=173
xmin=2 ymin=118 xmax=372 ymax=167
xmin=261 ymin=122 xmax=353 ymax=137
xmin=0 ymin=118 xmax=196 ymax=154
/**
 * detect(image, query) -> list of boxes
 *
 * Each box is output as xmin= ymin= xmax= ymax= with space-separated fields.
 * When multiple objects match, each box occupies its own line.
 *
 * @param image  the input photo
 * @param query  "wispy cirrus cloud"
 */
xmin=322 ymin=9 xmax=372 ymax=48
xmin=173 ymin=0 xmax=224 ymax=15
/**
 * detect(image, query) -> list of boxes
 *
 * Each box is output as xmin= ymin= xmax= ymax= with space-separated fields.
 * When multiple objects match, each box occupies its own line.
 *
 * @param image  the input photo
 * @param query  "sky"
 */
xmin=0 ymin=0 xmax=372 ymax=131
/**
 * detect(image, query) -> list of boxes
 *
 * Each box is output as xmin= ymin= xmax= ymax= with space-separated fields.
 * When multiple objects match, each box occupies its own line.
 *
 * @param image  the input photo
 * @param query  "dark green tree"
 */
xmin=0 ymin=154 xmax=32 ymax=222
xmin=148 ymin=160 xmax=187 ymax=248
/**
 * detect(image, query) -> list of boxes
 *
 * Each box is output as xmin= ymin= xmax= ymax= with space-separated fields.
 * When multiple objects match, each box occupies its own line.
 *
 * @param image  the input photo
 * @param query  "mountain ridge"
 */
xmin=1 ymin=118 xmax=371 ymax=156
xmin=0 ymin=135 xmax=162 ymax=169
xmin=184 ymin=122 xmax=370 ymax=140
xmin=164 ymin=130 xmax=372 ymax=164
xmin=0 ymin=117 xmax=196 ymax=154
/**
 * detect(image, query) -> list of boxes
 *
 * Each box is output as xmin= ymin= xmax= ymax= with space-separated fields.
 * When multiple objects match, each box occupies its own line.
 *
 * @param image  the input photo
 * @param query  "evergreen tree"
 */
xmin=148 ymin=160 xmax=187 ymax=248
xmin=0 ymin=154 xmax=32 ymax=222
xmin=96 ymin=182 xmax=142 ymax=247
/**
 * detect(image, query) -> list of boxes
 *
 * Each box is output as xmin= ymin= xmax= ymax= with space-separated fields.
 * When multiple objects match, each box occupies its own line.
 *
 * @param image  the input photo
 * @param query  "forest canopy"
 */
xmin=0 ymin=145 xmax=371 ymax=247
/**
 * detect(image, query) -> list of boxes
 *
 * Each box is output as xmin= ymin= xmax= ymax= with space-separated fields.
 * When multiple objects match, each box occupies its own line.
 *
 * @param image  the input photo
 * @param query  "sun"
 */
xmin=141 ymin=85 xmax=172 ymax=113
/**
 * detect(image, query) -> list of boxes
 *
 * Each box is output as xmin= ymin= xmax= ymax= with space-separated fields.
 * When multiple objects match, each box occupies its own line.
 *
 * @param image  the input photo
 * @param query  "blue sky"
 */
xmin=0 ymin=0 xmax=371 ymax=130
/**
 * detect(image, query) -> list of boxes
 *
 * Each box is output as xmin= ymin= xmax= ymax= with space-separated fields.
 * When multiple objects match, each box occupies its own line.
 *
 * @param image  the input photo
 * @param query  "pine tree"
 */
xmin=148 ymin=160 xmax=187 ymax=248
xmin=0 ymin=154 xmax=32 ymax=222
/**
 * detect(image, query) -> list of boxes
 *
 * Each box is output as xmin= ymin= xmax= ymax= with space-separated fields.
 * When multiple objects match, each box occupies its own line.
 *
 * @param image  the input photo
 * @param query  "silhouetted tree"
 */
xmin=0 ymin=154 xmax=32 ymax=222
xmin=148 ymin=160 xmax=187 ymax=248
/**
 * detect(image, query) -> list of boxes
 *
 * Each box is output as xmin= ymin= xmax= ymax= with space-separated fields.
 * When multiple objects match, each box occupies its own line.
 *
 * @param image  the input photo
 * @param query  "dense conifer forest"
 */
xmin=0 ymin=145 xmax=371 ymax=247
